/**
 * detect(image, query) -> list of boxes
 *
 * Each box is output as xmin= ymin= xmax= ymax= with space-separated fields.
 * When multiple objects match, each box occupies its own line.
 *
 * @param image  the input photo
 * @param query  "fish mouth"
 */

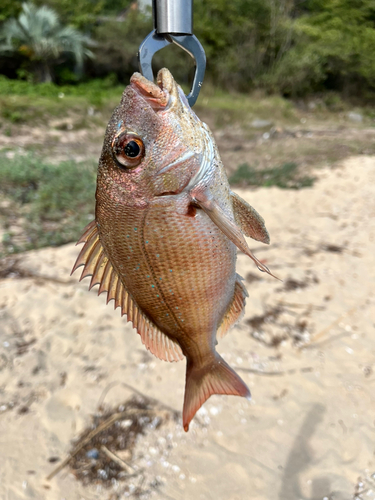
xmin=130 ymin=69 xmax=174 ymax=111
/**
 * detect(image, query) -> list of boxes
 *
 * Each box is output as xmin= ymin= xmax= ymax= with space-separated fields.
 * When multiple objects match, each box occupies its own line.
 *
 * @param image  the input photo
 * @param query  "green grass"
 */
xmin=0 ymin=75 xmax=125 ymax=126
xmin=0 ymin=75 xmax=299 ymax=128
xmin=228 ymin=162 xmax=315 ymax=189
xmin=0 ymin=74 xmax=124 ymax=101
xmin=0 ymin=152 xmax=314 ymax=258
xmin=0 ymin=152 xmax=96 ymax=256
xmin=195 ymin=85 xmax=298 ymax=127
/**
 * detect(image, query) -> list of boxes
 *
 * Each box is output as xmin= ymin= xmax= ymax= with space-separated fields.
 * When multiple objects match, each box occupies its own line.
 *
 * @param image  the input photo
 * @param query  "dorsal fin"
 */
xmin=217 ymin=274 xmax=248 ymax=340
xmin=72 ymin=221 xmax=184 ymax=362
xmin=230 ymin=191 xmax=270 ymax=244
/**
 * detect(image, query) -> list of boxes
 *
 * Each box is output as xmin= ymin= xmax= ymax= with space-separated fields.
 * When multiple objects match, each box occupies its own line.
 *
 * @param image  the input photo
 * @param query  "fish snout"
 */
xmin=130 ymin=72 xmax=170 ymax=111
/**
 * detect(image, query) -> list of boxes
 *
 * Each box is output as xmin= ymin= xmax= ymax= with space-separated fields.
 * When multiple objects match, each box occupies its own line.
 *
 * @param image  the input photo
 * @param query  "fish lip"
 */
xmin=130 ymin=72 xmax=171 ymax=111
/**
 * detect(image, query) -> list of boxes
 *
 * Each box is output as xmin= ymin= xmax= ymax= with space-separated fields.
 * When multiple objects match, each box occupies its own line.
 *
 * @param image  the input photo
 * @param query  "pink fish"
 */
xmin=72 ymin=69 xmax=273 ymax=431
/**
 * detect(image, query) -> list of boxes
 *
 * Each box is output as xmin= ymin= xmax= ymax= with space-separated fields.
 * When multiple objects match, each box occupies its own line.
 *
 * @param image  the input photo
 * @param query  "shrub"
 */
xmin=0 ymin=152 xmax=96 ymax=254
xmin=228 ymin=162 xmax=315 ymax=189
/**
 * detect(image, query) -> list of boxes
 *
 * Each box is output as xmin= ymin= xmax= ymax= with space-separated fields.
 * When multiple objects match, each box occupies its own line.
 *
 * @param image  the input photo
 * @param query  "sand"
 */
xmin=0 ymin=155 xmax=374 ymax=500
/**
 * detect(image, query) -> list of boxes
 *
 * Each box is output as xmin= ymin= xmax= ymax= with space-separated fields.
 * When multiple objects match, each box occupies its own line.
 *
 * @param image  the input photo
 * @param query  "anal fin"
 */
xmin=72 ymin=221 xmax=184 ymax=363
xmin=217 ymin=274 xmax=248 ymax=340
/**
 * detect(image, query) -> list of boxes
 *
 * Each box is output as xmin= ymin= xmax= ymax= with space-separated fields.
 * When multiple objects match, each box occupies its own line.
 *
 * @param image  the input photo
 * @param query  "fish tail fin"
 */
xmin=183 ymin=353 xmax=251 ymax=432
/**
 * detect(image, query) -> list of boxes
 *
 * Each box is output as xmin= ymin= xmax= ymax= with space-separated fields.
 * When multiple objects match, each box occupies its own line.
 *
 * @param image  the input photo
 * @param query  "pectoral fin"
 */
xmin=230 ymin=191 xmax=270 ymax=244
xmin=193 ymin=193 xmax=278 ymax=279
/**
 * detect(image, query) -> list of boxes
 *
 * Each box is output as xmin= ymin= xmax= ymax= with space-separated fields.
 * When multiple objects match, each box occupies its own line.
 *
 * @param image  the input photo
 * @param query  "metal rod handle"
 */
xmin=153 ymin=0 xmax=193 ymax=35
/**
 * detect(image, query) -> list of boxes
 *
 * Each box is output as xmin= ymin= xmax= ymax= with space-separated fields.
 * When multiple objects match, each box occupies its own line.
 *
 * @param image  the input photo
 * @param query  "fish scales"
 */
xmin=73 ymin=68 xmax=273 ymax=431
xmin=97 ymin=194 xmax=236 ymax=351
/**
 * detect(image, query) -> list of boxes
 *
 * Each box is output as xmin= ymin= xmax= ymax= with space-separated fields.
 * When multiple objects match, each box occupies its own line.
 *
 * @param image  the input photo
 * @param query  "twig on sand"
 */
xmin=97 ymin=381 xmax=178 ymax=414
xmin=233 ymin=366 xmax=313 ymax=376
xmin=100 ymin=445 xmax=135 ymax=474
xmin=0 ymin=257 xmax=74 ymax=284
xmin=47 ymin=410 xmax=129 ymax=480
xmin=277 ymin=300 xmax=325 ymax=310
xmin=299 ymin=304 xmax=358 ymax=350
xmin=46 ymin=408 xmax=165 ymax=481
xmin=234 ymin=367 xmax=286 ymax=376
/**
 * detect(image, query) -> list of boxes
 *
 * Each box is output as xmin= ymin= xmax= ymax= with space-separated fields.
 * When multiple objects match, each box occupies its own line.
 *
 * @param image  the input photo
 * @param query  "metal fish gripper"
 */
xmin=137 ymin=0 xmax=206 ymax=107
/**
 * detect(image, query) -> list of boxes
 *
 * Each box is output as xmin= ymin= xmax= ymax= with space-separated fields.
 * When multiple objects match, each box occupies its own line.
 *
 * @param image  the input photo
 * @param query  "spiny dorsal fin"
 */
xmin=71 ymin=221 xmax=184 ymax=362
xmin=217 ymin=274 xmax=248 ymax=340
xmin=230 ymin=191 xmax=270 ymax=244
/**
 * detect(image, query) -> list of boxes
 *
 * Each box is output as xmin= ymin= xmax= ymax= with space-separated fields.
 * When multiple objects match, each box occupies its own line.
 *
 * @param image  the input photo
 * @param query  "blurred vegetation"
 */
xmin=229 ymin=162 xmax=315 ymax=189
xmin=0 ymin=72 xmax=126 ymax=128
xmin=0 ymin=151 xmax=316 ymax=256
xmin=0 ymin=153 xmax=315 ymax=257
xmin=0 ymin=3 xmax=94 ymax=83
xmin=0 ymin=1 xmax=374 ymax=256
xmin=0 ymin=73 xmax=122 ymax=99
xmin=0 ymin=0 xmax=374 ymax=97
xmin=0 ymin=152 xmax=96 ymax=255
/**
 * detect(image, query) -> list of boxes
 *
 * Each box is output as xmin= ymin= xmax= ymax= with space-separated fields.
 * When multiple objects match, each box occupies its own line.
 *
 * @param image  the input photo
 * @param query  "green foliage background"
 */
xmin=0 ymin=152 xmax=96 ymax=255
xmin=1 ymin=0 xmax=375 ymax=97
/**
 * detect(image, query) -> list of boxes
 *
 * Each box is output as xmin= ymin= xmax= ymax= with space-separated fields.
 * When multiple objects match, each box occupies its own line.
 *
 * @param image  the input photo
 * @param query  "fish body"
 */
xmin=73 ymin=69 xmax=272 ymax=431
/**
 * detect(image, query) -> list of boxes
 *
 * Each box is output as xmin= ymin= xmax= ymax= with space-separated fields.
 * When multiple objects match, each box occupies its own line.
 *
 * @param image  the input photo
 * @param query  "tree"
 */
xmin=264 ymin=0 xmax=375 ymax=96
xmin=0 ymin=1 xmax=23 ymax=23
xmin=0 ymin=2 xmax=94 ymax=82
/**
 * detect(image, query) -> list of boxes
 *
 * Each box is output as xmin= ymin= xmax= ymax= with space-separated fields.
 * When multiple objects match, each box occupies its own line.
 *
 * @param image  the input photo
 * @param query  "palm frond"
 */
xmin=0 ymin=2 xmax=95 ymax=72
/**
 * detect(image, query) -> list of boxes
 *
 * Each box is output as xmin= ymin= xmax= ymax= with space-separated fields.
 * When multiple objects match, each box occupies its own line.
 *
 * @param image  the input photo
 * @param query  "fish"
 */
xmin=72 ymin=68 xmax=274 ymax=431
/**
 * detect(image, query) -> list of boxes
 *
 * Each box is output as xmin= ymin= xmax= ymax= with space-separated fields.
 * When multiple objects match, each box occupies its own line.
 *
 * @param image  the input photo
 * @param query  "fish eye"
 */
xmin=112 ymin=131 xmax=145 ymax=169
xmin=124 ymin=140 xmax=140 ymax=158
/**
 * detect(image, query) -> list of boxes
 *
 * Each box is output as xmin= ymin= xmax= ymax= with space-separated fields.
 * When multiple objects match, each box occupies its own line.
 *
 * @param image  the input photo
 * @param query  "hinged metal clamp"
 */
xmin=138 ymin=0 xmax=206 ymax=107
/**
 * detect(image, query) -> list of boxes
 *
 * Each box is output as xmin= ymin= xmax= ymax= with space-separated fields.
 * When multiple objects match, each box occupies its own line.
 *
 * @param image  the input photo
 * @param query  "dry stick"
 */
xmin=1 ymin=272 xmax=75 ymax=285
xmin=300 ymin=304 xmax=358 ymax=350
xmin=97 ymin=381 xmax=126 ymax=409
xmin=302 ymin=331 xmax=351 ymax=350
xmin=47 ymin=410 xmax=127 ymax=481
xmin=100 ymin=445 xmax=135 ymax=474
xmin=233 ymin=367 xmax=286 ymax=376
xmin=0 ymin=262 xmax=75 ymax=285
xmin=46 ymin=408 xmax=161 ymax=481
xmin=277 ymin=300 xmax=325 ymax=310
xmin=233 ymin=366 xmax=314 ymax=376
xmin=97 ymin=381 xmax=178 ymax=415
xmin=29 ymin=275 xmax=75 ymax=285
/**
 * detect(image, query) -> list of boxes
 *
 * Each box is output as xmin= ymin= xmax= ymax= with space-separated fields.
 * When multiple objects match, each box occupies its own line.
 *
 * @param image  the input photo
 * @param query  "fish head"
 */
xmin=97 ymin=68 xmax=207 ymax=207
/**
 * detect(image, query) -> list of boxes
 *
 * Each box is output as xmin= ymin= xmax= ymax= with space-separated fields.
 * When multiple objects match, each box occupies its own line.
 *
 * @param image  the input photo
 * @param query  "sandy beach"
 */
xmin=0 ymin=154 xmax=374 ymax=500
